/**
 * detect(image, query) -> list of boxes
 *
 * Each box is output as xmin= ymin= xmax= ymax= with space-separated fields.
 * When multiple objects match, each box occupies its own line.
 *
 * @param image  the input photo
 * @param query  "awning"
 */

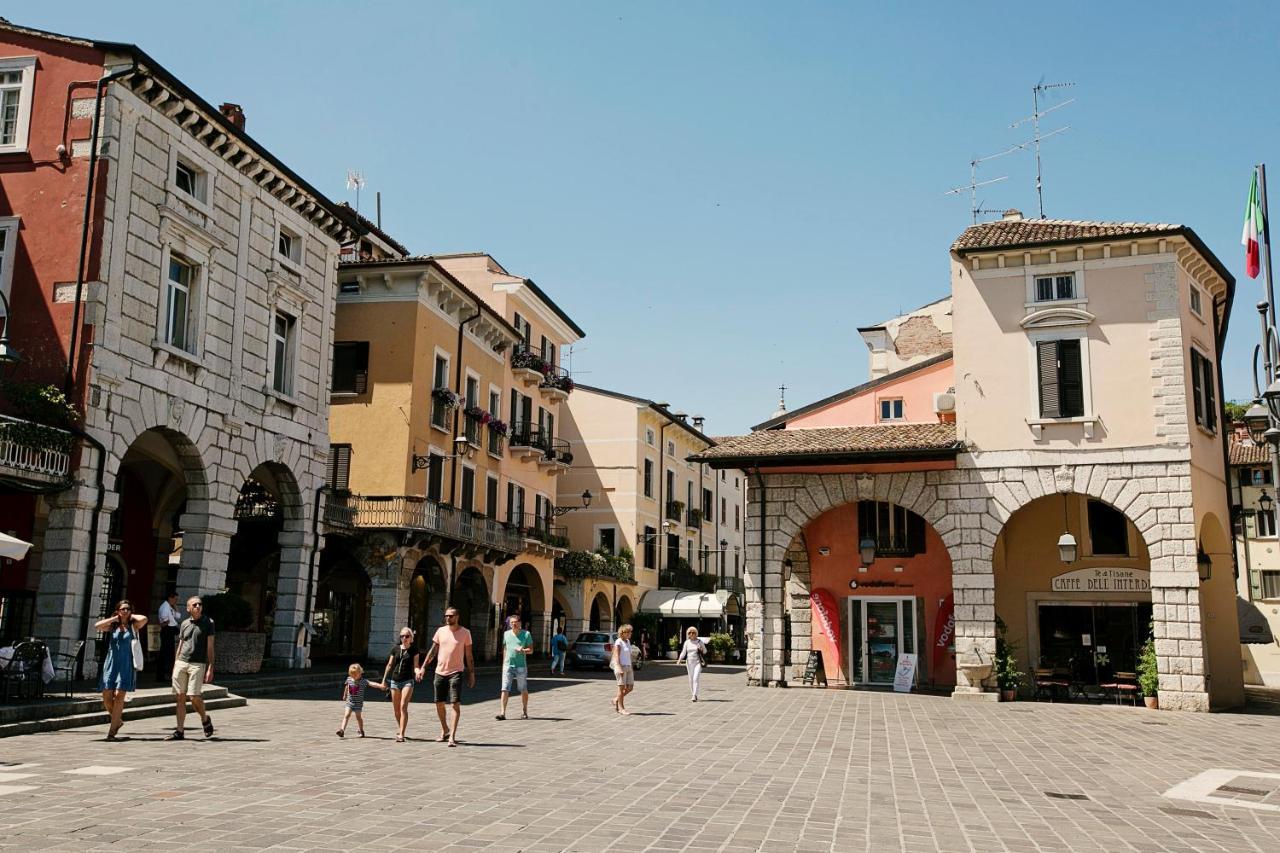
xmin=0 ymin=532 xmax=32 ymax=560
xmin=639 ymin=589 xmax=729 ymax=618
xmin=1238 ymin=596 xmax=1276 ymax=644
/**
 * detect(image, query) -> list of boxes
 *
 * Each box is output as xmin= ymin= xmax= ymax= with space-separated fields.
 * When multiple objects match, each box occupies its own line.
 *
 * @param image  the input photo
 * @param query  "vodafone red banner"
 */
xmin=932 ymin=593 xmax=955 ymax=674
xmin=809 ymin=589 xmax=843 ymax=676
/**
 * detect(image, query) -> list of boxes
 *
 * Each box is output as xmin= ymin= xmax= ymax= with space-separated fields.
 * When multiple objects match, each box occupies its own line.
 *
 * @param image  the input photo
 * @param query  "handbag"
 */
xmin=130 ymin=629 xmax=145 ymax=671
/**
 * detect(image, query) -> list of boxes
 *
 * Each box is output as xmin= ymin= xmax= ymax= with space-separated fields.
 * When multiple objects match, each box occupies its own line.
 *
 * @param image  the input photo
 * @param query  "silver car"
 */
xmin=567 ymin=632 xmax=643 ymax=670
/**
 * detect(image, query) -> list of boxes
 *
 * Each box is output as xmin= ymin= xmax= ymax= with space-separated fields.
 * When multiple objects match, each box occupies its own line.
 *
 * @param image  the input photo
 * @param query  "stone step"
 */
xmin=0 ymin=692 xmax=244 ymax=738
xmin=0 ymin=685 xmax=232 ymax=726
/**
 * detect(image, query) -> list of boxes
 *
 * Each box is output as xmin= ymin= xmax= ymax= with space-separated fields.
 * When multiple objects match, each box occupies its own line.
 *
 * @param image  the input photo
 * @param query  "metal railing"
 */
xmin=659 ymin=569 xmax=718 ymax=593
xmin=509 ymin=512 xmax=568 ymax=549
xmin=349 ymin=495 xmax=522 ymax=552
xmin=718 ymin=576 xmax=745 ymax=596
xmin=322 ymin=492 xmax=357 ymax=530
xmin=509 ymin=421 xmax=535 ymax=449
xmin=665 ymin=501 xmax=683 ymax=522
xmin=539 ymin=364 xmax=573 ymax=394
xmin=463 ymin=412 xmax=483 ymax=446
xmin=0 ymin=414 xmax=73 ymax=487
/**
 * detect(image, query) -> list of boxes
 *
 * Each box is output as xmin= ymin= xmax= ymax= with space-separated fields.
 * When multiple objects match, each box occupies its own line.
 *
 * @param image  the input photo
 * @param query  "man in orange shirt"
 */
xmin=421 ymin=606 xmax=475 ymax=747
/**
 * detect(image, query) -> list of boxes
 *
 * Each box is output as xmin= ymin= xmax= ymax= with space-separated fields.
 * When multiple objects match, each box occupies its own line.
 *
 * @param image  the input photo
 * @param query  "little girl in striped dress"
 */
xmin=337 ymin=663 xmax=385 ymax=738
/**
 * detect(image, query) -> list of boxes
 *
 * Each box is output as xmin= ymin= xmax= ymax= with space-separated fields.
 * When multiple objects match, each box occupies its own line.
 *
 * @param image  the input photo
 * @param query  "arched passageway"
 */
xmin=408 ymin=556 xmax=447 ymax=644
xmin=589 ymin=592 xmax=610 ymax=632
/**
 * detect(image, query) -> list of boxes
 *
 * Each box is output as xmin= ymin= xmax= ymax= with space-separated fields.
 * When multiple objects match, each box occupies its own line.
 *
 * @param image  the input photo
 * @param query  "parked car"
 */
xmin=568 ymin=632 xmax=643 ymax=671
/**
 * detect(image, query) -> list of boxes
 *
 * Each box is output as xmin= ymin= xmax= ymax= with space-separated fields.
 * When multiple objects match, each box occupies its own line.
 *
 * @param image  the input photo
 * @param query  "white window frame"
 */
xmin=666 ymin=439 xmax=676 ymax=458
xmin=1024 ymin=263 xmax=1086 ymax=309
xmin=645 ymin=427 xmax=656 ymax=446
xmin=594 ymin=524 xmax=618 ymax=555
xmin=160 ymin=249 xmax=200 ymax=354
xmin=274 ymin=221 xmax=305 ymax=275
xmin=0 ymin=216 xmax=18 ymax=316
xmin=1189 ymin=283 xmax=1204 ymax=319
xmin=878 ymin=397 xmax=904 ymax=422
xmin=270 ymin=308 xmax=298 ymax=397
xmin=0 ymin=57 xmax=37 ymax=155
xmin=1025 ymin=327 xmax=1094 ymax=425
xmin=431 ymin=347 xmax=452 ymax=432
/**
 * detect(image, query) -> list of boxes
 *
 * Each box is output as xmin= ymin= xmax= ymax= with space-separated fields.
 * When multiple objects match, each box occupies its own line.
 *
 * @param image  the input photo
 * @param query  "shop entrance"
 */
xmin=1035 ymin=601 xmax=1152 ymax=685
xmin=846 ymin=596 xmax=919 ymax=685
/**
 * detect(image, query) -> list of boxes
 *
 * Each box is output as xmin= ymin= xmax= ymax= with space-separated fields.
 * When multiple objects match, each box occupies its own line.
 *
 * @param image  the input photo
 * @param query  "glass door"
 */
xmin=866 ymin=601 xmax=900 ymax=684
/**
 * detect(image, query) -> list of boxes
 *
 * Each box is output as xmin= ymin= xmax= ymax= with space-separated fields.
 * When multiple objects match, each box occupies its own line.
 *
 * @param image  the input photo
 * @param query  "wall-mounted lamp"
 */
xmin=858 ymin=538 xmax=876 ymax=566
xmin=552 ymin=489 xmax=593 ymax=517
xmin=411 ymin=436 xmax=475 ymax=472
xmin=1259 ymin=489 xmax=1274 ymax=518
xmin=1196 ymin=547 xmax=1212 ymax=581
xmin=1057 ymin=532 xmax=1077 ymax=564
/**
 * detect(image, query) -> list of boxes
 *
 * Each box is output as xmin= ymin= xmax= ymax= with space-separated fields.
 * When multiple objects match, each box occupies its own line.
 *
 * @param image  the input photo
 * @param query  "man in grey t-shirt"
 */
xmin=168 ymin=596 xmax=216 ymax=740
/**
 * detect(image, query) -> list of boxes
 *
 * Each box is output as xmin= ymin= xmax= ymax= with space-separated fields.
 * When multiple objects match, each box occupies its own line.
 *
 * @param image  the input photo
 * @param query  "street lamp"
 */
xmin=1245 ymin=402 xmax=1271 ymax=445
xmin=552 ymin=489 xmax=593 ymax=517
xmin=858 ymin=538 xmax=876 ymax=566
xmin=1057 ymin=532 xmax=1078 ymax=564
xmin=1196 ymin=547 xmax=1213 ymax=581
xmin=411 ymin=435 xmax=475 ymax=472
xmin=0 ymin=291 xmax=21 ymax=373
xmin=1259 ymin=489 xmax=1274 ymax=519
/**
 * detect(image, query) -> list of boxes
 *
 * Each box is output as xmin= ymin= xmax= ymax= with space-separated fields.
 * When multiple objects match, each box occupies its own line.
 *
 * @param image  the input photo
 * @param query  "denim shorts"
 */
xmin=501 ymin=665 xmax=528 ymax=694
xmin=388 ymin=678 xmax=415 ymax=691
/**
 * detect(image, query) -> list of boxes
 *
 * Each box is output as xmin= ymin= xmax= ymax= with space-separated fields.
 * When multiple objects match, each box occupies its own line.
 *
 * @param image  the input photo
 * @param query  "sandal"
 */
xmin=357 ymin=730 xmax=365 ymax=738
xmin=165 ymin=729 xmax=185 ymax=741
xmin=435 ymin=731 xmax=450 ymax=742
xmin=448 ymin=739 xmax=458 ymax=748
xmin=201 ymin=715 xmax=214 ymax=738
xmin=494 ymin=714 xmax=505 ymax=721
xmin=395 ymin=735 xmax=405 ymax=743
xmin=520 ymin=712 xmax=529 ymax=720
xmin=336 ymin=729 xmax=344 ymax=738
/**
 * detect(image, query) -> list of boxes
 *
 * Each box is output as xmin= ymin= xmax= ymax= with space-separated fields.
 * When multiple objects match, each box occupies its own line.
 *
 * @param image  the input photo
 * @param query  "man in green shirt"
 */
xmin=495 ymin=615 xmax=533 ymax=720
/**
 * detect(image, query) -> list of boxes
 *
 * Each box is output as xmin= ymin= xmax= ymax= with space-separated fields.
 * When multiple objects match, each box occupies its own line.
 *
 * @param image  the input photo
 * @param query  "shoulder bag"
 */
xmin=130 ymin=628 xmax=145 ymax=671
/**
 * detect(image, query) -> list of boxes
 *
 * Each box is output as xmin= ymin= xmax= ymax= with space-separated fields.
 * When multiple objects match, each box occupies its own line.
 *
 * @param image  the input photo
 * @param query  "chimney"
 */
xmin=1002 ymin=208 xmax=1024 ymax=221
xmin=692 ymin=416 xmax=705 ymax=430
xmin=219 ymin=102 xmax=245 ymax=131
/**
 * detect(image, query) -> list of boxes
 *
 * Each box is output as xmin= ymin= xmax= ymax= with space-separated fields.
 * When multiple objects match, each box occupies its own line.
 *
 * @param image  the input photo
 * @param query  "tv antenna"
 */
xmin=1011 ymin=80 xmax=1074 ymax=218
xmin=345 ymin=169 xmax=366 ymax=213
xmin=945 ymin=143 xmax=1030 ymax=224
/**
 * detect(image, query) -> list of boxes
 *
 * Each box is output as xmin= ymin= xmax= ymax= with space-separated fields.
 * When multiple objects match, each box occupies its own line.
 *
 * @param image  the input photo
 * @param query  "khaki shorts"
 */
xmin=172 ymin=661 xmax=208 ymax=696
xmin=613 ymin=665 xmax=634 ymax=687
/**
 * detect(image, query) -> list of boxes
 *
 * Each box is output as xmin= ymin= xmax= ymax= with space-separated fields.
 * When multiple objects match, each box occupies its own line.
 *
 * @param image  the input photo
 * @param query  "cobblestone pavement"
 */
xmin=2 ymin=663 xmax=1280 ymax=852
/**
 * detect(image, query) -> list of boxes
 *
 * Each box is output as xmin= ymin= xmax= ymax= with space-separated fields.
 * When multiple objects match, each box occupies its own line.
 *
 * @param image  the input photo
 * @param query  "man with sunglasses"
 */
xmin=167 ymin=595 xmax=216 ymax=741
xmin=422 ymin=607 xmax=474 ymax=747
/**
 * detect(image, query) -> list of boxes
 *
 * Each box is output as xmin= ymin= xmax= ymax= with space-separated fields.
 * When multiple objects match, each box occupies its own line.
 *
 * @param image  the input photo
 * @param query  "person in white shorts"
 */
xmin=609 ymin=624 xmax=635 ymax=715
xmin=168 ymin=596 xmax=216 ymax=741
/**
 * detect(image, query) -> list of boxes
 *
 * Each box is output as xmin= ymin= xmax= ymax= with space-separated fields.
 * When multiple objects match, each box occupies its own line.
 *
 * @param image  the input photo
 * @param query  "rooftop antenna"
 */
xmin=345 ymin=169 xmax=366 ymax=213
xmin=564 ymin=344 xmax=591 ymax=378
xmin=945 ymin=143 xmax=1028 ymax=224
xmin=1011 ymin=80 xmax=1075 ymax=218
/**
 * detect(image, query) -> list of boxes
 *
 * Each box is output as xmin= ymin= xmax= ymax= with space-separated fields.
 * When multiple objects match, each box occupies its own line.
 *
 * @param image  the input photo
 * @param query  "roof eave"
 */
xmin=695 ymin=444 xmax=963 ymax=469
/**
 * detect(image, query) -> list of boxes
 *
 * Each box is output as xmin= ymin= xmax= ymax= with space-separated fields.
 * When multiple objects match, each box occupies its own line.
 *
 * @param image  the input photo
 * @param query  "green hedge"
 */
xmin=555 ymin=550 xmax=635 ymax=583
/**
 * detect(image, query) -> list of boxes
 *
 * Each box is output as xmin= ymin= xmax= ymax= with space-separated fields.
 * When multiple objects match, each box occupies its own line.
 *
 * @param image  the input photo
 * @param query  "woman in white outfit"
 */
xmin=676 ymin=627 xmax=707 ymax=701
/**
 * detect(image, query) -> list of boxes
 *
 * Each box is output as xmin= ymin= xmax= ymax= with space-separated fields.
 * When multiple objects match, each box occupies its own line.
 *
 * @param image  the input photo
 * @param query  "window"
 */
xmin=1034 ymin=273 xmax=1075 ymax=302
xmin=513 ymin=312 xmax=531 ymax=344
xmin=1190 ymin=348 xmax=1217 ymax=433
xmin=1036 ymin=339 xmax=1084 ymax=418
xmin=666 ymin=470 xmax=674 ymax=501
xmin=488 ymin=390 xmax=503 ymax=455
xmin=487 ymin=475 xmax=500 ymax=517
xmin=0 ymin=58 xmax=36 ymax=153
xmin=540 ymin=335 xmax=556 ymax=367
xmin=1251 ymin=468 xmax=1273 ymax=487
xmin=431 ymin=355 xmax=450 ymax=429
xmin=506 ymin=483 xmax=526 ymax=525
xmin=597 ymin=527 xmax=616 ymax=555
xmin=643 ymin=458 xmax=654 ymax=498
xmin=460 ymin=466 xmax=475 ymax=513
xmin=164 ymin=256 xmax=196 ymax=352
xmin=271 ymin=310 xmax=297 ymax=396
xmin=1189 ymin=285 xmax=1203 ymax=317
xmin=666 ymin=533 xmax=680 ymax=567
xmin=277 ymin=226 xmax=302 ymax=269
xmin=645 ymin=428 xmax=655 ymax=447
xmin=339 ymin=279 xmax=360 ymax=294
xmin=1261 ymin=571 xmax=1280 ymax=599
xmin=667 ymin=440 xmax=675 ymax=458
xmin=326 ymin=444 xmax=352 ymax=491
xmin=174 ymin=162 xmax=199 ymax=199
xmin=857 ymin=501 xmax=925 ymax=557
xmin=331 ymin=342 xmax=369 ymax=395
xmin=702 ymin=488 xmax=713 ymax=520
xmin=720 ymin=496 xmax=726 ymax=524
xmin=879 ymin=398 xmax=904 ymax=421
xmin=643 ymin=526 xmax=656 ymax=569
xmin=426 ymin=454 xmax=444 ymax=502
xmin=734 ymin=504 xmax=740 ymax=531
xmin=464 ymin=376 xmax=481 ymax=445
xmin=0 ymin=217 xmax=16 ymax=315
xmin=1087 ymin=500 xmax=1129 ymax=556
xmin=1257 ymin=509 xmax=1276 ymax=539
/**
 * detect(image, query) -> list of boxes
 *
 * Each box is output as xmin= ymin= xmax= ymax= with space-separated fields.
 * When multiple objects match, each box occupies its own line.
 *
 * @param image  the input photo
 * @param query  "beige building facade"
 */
xmin=1229 ymin=438 xmax=1280 ymax=685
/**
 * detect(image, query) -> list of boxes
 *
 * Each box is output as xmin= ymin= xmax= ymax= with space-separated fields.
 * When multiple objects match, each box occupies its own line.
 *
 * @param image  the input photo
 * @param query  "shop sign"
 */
xmin=932 ymin=593 xmax=954 ymax=672
xmin=1050 ymin=567 xmax=1150 ymax=593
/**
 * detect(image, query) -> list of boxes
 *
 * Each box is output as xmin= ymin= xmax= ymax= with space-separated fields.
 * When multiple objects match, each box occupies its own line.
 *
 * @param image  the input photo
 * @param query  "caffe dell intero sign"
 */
xmin=1051 ymin=567 xmax=1151 ymax=593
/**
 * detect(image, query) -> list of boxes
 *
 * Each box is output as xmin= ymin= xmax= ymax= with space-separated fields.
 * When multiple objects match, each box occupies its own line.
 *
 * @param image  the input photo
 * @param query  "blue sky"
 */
xmin=26 ymin=2 xmax=1280 ymax=434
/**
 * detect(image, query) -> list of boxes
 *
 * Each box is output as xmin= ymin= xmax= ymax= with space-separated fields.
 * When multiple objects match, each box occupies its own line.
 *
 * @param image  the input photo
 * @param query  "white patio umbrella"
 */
xmin=0 ymin=531 xmax=32 ymax=560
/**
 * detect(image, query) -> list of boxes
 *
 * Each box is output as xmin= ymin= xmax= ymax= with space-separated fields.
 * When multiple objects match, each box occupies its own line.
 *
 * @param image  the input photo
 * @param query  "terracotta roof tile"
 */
xmin=690 ymin=423 xmax=960 ymax=463
xmin=1230 ymin=442 xmax=1271 ymax=466
xmin=951 ymin=218 xmax=1184 ymax=254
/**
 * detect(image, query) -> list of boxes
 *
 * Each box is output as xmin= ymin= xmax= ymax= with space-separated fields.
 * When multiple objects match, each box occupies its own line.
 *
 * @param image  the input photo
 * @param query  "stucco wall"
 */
xmin=786 ymin=357 xmax=954 ymax=430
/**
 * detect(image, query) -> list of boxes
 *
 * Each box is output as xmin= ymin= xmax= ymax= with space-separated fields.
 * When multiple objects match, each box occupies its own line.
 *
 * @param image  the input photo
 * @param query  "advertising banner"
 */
xmin=809 ymin=589 xmax=843 ymax=677
xmin=932 ymin=593 xmax=954 ymax=674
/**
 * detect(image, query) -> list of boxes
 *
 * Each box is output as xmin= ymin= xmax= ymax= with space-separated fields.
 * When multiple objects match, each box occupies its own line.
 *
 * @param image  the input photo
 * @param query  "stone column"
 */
xmin=267 ymin=526 xmax=315 ymax=668
xmin=34 ymin=482 xmax=116 ymax=667
xmin=178 ymin=502 xmax=235 ymax=597
xmin=1152 ymin=529 xmax=1210 ymax=712
xmin=366 ymin=552 xmax=412 ymax=657
xmin=745 ymin=478 xmax=788 ymax=687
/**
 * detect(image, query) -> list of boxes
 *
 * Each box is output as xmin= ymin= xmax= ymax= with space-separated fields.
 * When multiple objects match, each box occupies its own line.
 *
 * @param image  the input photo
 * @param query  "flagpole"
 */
xmin=1260 ymin=164 xmax=1276 ymax=332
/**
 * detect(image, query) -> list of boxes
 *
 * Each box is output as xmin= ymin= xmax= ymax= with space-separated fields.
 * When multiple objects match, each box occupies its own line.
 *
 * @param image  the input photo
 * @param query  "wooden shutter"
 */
xmin=1058 ymin=339 xmax=1084 ymax=417
xmin=1202 ymin=353 xmax=1217 ymax=431
xmin=1037 ymin=341 xmax=1060 ymax=418
xmin=1190 ymin=349 xmax=1204 ymax=426
xmin=326 ymin=444 xmax=351 ymax=491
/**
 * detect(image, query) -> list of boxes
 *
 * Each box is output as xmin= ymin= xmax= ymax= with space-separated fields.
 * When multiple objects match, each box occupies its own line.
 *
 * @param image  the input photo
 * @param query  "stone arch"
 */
xmin=589 ymin=591 xmax=611 ymax=631
xmin=615 ymin=594 xmax=634 ymax=626
xmin=408 ymin=555 xmax=447 ymax=642
xmin=551 ymin=586 xmax=578 ymax=636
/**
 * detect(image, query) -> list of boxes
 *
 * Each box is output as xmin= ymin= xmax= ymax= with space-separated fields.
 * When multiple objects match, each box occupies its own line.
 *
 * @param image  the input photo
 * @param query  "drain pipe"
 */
xmin=65 ymin=61 xmax=137 ymax=395
xmin=72 ymin=425 xmax=107 ymax=679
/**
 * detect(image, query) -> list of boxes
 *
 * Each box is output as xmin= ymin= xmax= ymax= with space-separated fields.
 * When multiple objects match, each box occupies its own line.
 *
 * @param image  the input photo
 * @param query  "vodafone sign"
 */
xmin=932 ymin=593 xmax=955 ymax=673
xmin=809 ymin=589 xmax=843 ymax=677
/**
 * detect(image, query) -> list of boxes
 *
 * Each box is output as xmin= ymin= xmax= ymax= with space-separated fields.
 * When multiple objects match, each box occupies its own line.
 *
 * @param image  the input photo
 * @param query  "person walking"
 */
xmin=168 ymin=596 xmax=215 ymax=741
xmin=95 ymin=600 xmax=147 ymax=740
xmin=676 ymin=627 xmax=707 ymax=701
xmin=549 ymin=626 xmax=568 ymax=675
xmin=380 ymin=628 xmax=420 ymax=743
xmin=156 ymin=592 xmax=181 ymax=683
xmin=496 ymin=615 xmax=533 ymax=720
xmin=337 ymin=663 xmax=385 ymax=738
xmin=422 ymin=607 xmax=474 ymax=747
xmin=609 ymin=624 xmax=635 ymax=715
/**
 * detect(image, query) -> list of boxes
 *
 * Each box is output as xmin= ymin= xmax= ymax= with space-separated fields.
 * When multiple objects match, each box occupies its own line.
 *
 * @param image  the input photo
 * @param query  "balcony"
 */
xmin=659 ymin=568 xmax=718 ymax=593
xmin=510 ymin=345 xmax=549 ymax=388
xmin=665 ymin=500 xmax=684 ymax=524
xmin=321 ymin=491 xmax=357 ymax=532
xmin=0 ymin=414 xmax=74 ymax=492
xmin=509 ymin=421 xmax=535 ymax=453
xmin=686 ymin=507 xmax=705 ymax=527
xmin=534 ymin=431 xmax=573 ymax=473
xmin=512 ymin=512 xmax=569 ymax=557
xmin=555 ymin=549 xmax=636 ymax=584
xmin=539 ymin=365 xmax=574 ymax=403
xmin=348 ymin=495 xmax=522 ymax=560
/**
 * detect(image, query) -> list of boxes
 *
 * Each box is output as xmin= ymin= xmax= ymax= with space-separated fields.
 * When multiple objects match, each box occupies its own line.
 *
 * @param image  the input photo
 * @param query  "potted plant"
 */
xmin=201 ymin=592 xmax=266 ymax=674
xmin=667 ymin=633 xmax=680 ymax=660
xmin=431 ymin=387 xmax=460 ymax=409
xmin=707 ymin=632 xmax=733 ymax=663
xmin=1138 ymin=635 xmax=1159 ymax=709
xmin=994 ymin=616 xmax=1024 ymax=701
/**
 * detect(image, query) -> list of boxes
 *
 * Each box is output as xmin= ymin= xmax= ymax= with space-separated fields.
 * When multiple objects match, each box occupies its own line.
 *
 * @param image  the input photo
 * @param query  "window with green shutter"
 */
xmin=1037 ymin=339 xmax=1084 ymax=418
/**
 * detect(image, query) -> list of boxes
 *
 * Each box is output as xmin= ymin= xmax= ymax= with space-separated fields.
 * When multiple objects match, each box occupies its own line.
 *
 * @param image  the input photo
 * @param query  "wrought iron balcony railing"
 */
xmin=0 ymin=414 xmax=73 ymax=490
xmin=509 ymin=512 xmax=569 ymax=549
xmin=347 ymin=495 xmax=522 ymax=553
xmin=322 ymin=491 xmax=357 ymax=530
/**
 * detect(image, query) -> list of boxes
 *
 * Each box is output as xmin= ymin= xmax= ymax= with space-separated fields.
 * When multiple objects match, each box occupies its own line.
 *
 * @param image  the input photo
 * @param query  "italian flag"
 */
xmin=1244 ymin=170 xmax=1265 ymax=279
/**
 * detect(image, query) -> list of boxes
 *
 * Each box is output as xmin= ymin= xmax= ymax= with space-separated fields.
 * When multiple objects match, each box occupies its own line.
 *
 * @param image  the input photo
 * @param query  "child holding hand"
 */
xmin=337 ymin=663 xmax=385 ymax=737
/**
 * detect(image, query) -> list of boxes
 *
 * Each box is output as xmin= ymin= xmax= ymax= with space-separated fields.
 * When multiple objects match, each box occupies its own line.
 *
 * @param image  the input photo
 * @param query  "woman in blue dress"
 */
xmin=94 ymin=600 xmax=148 ymax=741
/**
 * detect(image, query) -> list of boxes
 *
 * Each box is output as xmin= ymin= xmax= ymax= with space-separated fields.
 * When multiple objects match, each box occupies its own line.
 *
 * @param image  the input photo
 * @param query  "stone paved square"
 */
xmin=2 ymin=665 xmax=1280 ymax=852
